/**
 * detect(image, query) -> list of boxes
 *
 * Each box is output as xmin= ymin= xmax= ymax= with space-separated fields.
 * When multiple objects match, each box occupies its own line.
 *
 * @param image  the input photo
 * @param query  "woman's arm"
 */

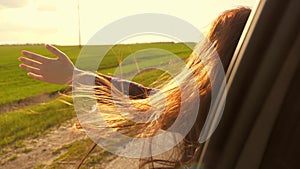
xmin=96 ymin=73 xmax=153 ymax=99
xmin=19 ymin=44 xmax=153 ymax=98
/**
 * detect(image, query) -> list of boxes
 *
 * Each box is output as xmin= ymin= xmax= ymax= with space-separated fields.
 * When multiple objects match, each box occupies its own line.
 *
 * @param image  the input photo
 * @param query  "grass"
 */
xmin=52 ymin=138 xmax=95 ymax=162
xmin=132 ymin=69 xmax=171 ymax=87
xmin=0 ymin=43 xmax=194 ymax=105
xmin=0 ymin=154 xmax=19 ymax=165
xmin=0 ymin=96 xmax=75 ymax=149
xmin=6 ymin=154 xmax=18 ymax=162
xmin=0 ymin=43 xmax=194 ymax=148
xmin=46 ymin=138 xmax=114 ymax=169
xmin=21 ymin=147 xmax=33 ymax=153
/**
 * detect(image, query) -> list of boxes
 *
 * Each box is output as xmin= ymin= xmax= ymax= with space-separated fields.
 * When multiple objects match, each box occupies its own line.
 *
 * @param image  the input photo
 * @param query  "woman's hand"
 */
xmin=19 ymin=44 xmax=75 ymax=85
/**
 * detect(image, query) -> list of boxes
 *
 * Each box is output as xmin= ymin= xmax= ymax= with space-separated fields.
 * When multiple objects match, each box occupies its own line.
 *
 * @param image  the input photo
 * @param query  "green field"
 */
xmin=0 ymin=43 xmax=194 ymax=106
xmin=0 ymin=43 xmax=194 ymax=168
xmin=0 ymin=96 xmax=74 ymax=148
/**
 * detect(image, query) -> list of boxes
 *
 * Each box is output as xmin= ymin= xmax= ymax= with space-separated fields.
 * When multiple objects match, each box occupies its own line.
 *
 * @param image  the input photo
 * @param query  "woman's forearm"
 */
xmin=73 ymin=68 xmax=154 ymax=99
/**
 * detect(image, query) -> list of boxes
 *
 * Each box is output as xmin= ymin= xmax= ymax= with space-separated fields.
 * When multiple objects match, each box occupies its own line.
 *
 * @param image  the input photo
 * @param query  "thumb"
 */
xmin=45 ymin=44 xmax=72 ymax=64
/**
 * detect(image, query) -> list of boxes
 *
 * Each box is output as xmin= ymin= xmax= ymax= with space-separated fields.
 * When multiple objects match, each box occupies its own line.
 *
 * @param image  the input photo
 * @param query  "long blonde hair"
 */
xmin=76 ymin=7 xmax=251 ymax=169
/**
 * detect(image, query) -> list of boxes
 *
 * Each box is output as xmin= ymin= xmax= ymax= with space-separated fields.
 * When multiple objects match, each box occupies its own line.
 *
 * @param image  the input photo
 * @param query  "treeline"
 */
xmin=0 ymin=43 xmax=47 ymax=46
xmin=0 ymin=42 xmax=196 ymax=46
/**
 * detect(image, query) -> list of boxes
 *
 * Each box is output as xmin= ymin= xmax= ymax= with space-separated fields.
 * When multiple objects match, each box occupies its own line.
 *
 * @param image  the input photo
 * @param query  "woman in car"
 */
xmin=19 ymin=7 xmax=251 ymax=168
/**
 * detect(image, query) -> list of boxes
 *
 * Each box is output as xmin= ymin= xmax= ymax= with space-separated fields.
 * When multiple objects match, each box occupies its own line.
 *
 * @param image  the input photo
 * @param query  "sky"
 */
xmin=0 ymin=0 xmax=256 ymax=45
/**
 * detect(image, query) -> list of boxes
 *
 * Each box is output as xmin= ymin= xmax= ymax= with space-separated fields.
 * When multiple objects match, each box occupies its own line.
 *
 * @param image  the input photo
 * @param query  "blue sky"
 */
xmin=0 ymin=0 xmax=256 ymax=45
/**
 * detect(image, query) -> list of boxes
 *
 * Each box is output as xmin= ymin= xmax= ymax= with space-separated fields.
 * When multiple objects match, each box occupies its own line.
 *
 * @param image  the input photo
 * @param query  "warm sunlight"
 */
xmin=3 ymin=0 xmax=300 ymax=168
xmin=0 ymin=0 xmax=256 ymax=45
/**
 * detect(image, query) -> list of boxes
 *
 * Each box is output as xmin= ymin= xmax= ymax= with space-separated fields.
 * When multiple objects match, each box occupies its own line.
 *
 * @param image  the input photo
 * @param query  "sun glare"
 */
xmin=0 ymin=0 xmax=256 ymax=45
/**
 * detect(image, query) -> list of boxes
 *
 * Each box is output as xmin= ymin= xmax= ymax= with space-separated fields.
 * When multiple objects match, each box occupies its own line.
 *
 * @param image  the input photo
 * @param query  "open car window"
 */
xmin=200 ymin=0 xmax=300 ymax=168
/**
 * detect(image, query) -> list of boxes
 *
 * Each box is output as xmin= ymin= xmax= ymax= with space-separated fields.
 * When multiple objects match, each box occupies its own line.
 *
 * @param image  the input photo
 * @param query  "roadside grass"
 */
xmin=0 ymin=96 xmax=75 ymax=150
xmin=1 ymin=154 xmax=18 ymax=165
xmin=36 ymin=138 xmax=114 ymax=169
xmin=0 ymin=67 xmax=165 ymax=151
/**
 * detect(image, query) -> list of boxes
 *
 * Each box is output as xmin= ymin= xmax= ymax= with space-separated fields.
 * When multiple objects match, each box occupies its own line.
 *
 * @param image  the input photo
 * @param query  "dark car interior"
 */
xmin=199 ymin=0 xmax=300 ymax=168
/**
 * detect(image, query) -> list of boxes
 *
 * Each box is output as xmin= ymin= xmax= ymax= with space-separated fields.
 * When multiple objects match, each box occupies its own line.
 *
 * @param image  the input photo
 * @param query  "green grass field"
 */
xmin=0 ymin=96 xmax=74 ymax=149
xmin=0 ymin=43 xmax=194 ymax=167
xmin=0 ymin=43 xmax=194 ymax=106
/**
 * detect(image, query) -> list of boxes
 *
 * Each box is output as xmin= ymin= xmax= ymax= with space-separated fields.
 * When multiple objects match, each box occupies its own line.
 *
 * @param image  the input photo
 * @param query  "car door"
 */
xmin=199 ymin=0 xmax=300 ymax=168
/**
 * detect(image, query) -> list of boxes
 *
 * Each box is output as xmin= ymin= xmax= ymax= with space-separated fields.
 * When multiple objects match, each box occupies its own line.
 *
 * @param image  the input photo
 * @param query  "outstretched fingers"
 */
xmin=18 ymin=57 xmax=42 ymax=69
xmin=19 ymin=64 xmax=41 ymax=75
xmin=21 ymin=50 xmax=51 ymax=63
xmin=27 ymin=72 xmax=45 ymax=81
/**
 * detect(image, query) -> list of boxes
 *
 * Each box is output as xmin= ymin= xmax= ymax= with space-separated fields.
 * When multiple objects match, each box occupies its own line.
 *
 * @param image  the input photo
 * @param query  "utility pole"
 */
xmin=77 ymin=0 xmax=82 ymax=48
